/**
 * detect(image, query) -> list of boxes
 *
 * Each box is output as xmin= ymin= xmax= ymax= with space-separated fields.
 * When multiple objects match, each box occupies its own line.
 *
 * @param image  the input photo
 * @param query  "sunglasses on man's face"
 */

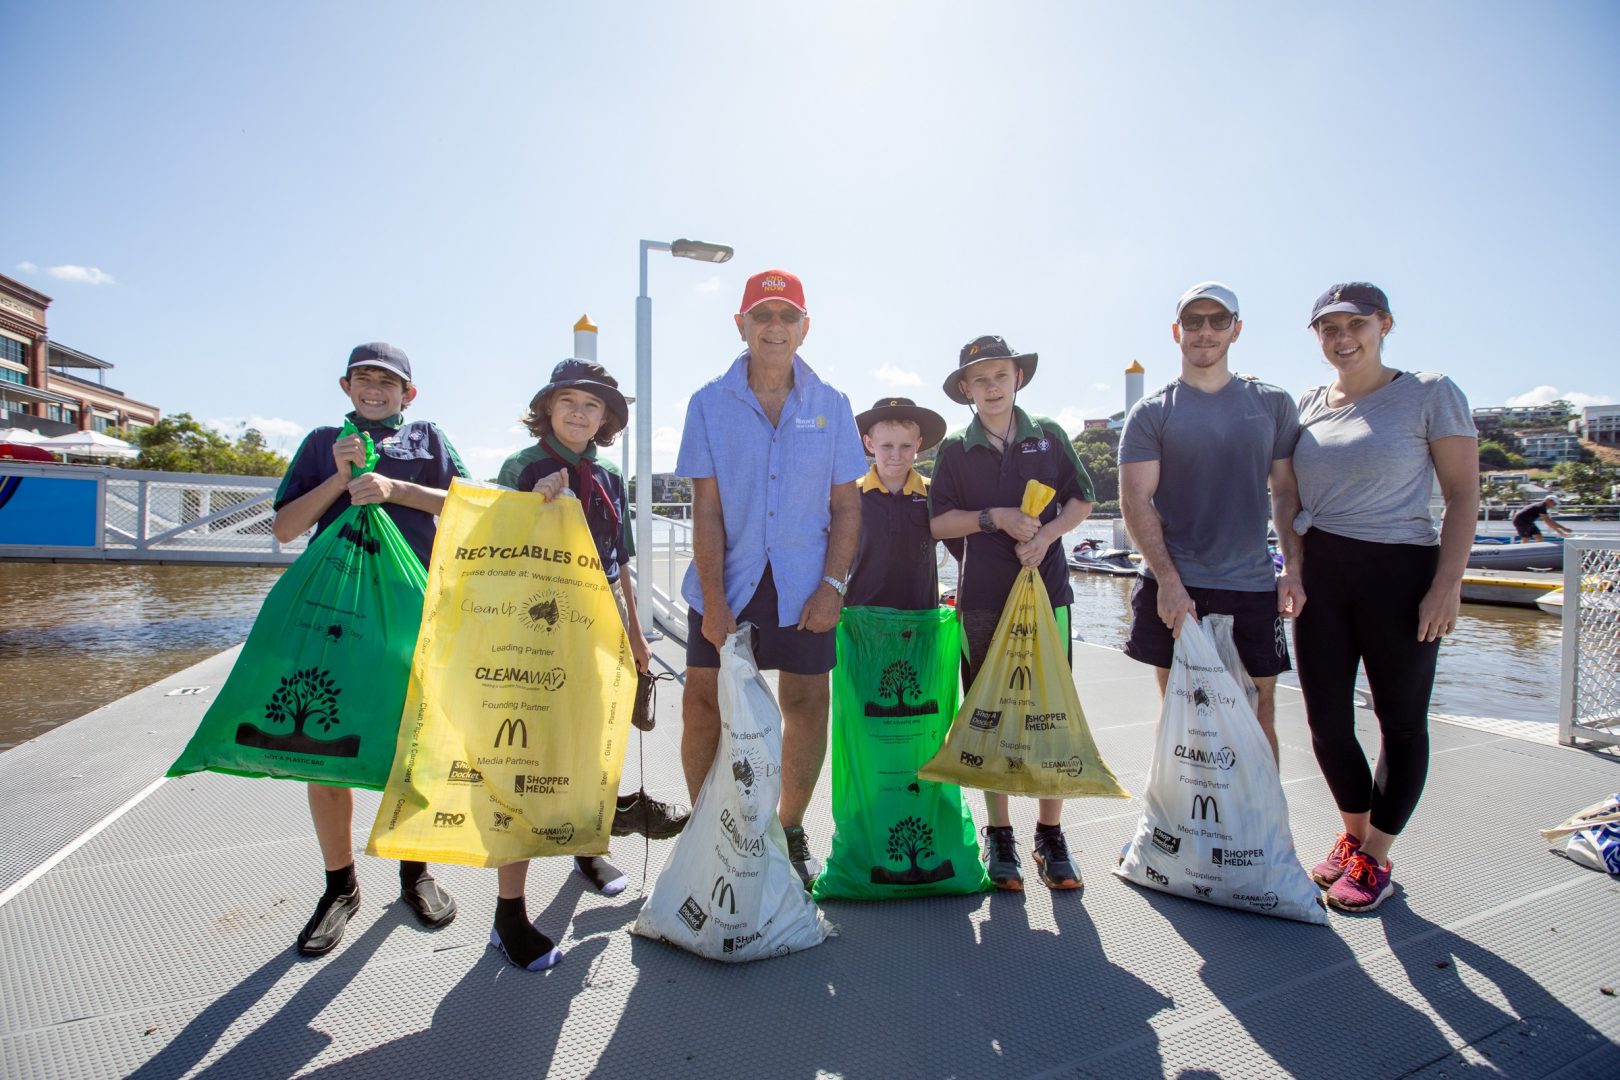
xmin=1178 ymin=312 xmax=1235 ymax=331
xmin=748 ymin=307 xmax=803 ymax=326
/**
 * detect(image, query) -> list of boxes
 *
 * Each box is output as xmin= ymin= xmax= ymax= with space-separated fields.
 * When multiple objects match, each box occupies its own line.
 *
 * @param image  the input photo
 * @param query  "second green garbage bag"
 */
xmin=813 ymin=606 xmax=990 ymax=901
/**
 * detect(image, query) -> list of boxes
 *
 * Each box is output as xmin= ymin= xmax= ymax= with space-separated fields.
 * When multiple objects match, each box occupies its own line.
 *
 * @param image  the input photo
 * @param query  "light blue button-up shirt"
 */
xmin=677 ymin=351 xmax=867 ymax=625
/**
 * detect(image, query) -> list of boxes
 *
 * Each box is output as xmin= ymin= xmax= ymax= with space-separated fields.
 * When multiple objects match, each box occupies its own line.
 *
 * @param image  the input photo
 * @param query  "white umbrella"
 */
xmin=38 ymin=430 xmax=139 ymax=459
xmin=0 ymin=427 xmax=49 ymax=445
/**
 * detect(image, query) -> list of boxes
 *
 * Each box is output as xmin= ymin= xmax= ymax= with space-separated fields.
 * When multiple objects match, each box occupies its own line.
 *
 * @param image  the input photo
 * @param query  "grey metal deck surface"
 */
xmin=2 ymin=638 xmax=1618 ymax=1079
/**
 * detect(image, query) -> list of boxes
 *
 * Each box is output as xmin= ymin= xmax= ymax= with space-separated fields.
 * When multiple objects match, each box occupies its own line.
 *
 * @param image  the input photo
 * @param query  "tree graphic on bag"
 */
xmin=872 ymin=816 xmax=956 ymax=886
xmin=865 ymin=661 xmax=937 ymax=718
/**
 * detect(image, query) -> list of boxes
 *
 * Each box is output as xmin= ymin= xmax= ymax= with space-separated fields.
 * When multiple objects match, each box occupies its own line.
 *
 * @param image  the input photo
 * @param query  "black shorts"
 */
xmin=959 ymin=605 xmax=1071 ymax=690
xmin=1123 ymin=575 xmax=1290 ymax=678
xmin=685 ymin=564 xmax=837 ymax=676
xmin=1515 ymin=523 xmax=1543 ymax=541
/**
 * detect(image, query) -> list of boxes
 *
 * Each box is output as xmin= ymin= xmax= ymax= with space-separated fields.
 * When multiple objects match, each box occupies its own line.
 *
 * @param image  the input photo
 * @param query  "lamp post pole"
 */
xmin=635 ymin=237 xmax=733 ymax=634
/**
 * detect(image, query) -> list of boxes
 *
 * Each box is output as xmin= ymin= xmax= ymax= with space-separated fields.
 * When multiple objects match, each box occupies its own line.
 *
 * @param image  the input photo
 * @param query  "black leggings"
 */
xmin=1293 ymin=529 xmax=1441 ymax=837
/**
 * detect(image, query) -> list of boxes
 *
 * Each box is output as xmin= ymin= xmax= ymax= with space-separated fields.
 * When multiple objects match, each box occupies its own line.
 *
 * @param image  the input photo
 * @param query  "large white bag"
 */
xmin=632 ymin=626 xmax=832 ymax=961
xmin=1115 ymin=615 xmax=1326 ymax=925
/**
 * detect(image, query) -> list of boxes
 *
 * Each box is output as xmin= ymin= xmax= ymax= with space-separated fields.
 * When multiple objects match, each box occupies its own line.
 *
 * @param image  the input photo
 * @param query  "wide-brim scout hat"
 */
xmin=538 ymin=358 xmax=629 ymax=431
xmin=855 ymin=396 xmax=947 ymax=451
xmin=943 ymin=335 xmax=1038 ymax=405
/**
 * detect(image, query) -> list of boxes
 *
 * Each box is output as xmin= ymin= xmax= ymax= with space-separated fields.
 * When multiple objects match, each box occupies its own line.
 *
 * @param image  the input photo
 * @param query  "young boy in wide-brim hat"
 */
xmin=927 ymin=335 xmax=1096 ymax=891
xmin=846 ymin=396 xmax=950 ymax=610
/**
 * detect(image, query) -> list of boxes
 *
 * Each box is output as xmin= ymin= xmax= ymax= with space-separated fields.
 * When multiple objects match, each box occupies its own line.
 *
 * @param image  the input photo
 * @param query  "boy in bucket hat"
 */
xmin=270 ymin=342 xmax=469 ymax=956
xmin=928 ymin=335 xmax=1097 ymax=890
xmin=847 ymin=397 xmax=950 ymax=609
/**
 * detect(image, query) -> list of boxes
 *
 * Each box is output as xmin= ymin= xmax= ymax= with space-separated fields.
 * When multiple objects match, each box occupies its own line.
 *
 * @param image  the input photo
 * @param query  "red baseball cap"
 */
xmin=738 ymin=269 xmax=807 ymax=315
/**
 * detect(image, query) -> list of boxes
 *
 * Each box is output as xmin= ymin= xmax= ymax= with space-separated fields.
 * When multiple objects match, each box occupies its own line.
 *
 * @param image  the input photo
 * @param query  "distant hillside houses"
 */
xmin=1471 ymin=401 xmax=1620 ymax=465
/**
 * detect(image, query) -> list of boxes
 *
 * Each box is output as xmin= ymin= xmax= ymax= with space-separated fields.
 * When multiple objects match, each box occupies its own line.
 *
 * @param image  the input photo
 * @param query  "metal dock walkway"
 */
xmin=2 ymin=638 xmax=1617 ymax=1078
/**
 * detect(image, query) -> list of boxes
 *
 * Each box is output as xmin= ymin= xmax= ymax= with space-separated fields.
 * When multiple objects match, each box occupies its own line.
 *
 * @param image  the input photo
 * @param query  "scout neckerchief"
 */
xmin=540 ymin=437 xmax=621 ymax=534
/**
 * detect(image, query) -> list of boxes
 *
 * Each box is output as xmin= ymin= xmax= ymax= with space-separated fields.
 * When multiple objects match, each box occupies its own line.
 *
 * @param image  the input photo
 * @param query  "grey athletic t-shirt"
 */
xmin=1119 ymin=375 xmax=1300 ymax=592
xmin=1292 ymin=371 xmax=1475 ymax=546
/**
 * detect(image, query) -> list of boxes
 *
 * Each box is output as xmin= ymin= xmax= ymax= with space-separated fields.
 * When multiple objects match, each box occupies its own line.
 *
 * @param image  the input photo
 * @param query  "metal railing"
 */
xmin=1558 ymin=538 xmax=1620 ymax=747
xmin=632 ymin=509 xmax=694 ymax=642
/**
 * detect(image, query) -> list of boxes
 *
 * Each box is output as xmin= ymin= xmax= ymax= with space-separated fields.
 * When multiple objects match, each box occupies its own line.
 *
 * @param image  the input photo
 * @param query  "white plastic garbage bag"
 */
xmin=1115 ymin=615 xmax=1326 ymax=924
xmin=632 ymin=626 xmax=832 ymax=961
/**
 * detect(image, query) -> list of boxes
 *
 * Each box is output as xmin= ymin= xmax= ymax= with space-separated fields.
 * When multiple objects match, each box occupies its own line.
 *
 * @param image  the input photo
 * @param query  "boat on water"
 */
xmin=1460 ymin=568 xmax=1561 ymax=609
xmin=1068 ymin=539 xmax=1139 ymax=576
xmin=1467 ymin=537 xmax=1564 ymax=571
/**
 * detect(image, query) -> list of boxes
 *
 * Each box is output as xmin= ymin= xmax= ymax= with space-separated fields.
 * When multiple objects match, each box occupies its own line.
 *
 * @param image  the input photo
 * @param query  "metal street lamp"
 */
xmin=636 ymin=237 xmax=734 ymax=635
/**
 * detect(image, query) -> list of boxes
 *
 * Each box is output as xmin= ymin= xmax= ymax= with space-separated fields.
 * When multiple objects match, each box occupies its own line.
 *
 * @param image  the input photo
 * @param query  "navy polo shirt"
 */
xmin=928 ymin=408 xmax=1094 ymax=611
xmin=274 ymin=412 xmax=468 ymax=569
xmin=513 ymin=435 xmax=633 ymax=583
xmin=846 ymin=466 xmax=940 ymax=611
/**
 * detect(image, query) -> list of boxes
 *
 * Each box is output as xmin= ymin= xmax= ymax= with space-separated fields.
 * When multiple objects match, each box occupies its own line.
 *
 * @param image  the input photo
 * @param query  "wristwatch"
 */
xmin=822 ymin=574 xmax=848 ymax=597
xmin=978 ymin=508 xmax=996 ymax=534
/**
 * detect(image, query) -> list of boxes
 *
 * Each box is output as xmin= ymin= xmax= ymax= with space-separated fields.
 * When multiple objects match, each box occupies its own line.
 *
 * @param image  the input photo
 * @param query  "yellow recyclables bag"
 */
xmin=918 ymin=480 xmax=1129 ymax=799
xmin=366 ymin=480 xmax=635 ymax=867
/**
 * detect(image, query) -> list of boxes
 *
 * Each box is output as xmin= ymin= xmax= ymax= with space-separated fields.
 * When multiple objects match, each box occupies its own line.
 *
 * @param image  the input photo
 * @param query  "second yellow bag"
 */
xmin=919 ymin=563 xmax=1129 ymax=797
xmin=366 ymin=480 xmax=635 ymax=866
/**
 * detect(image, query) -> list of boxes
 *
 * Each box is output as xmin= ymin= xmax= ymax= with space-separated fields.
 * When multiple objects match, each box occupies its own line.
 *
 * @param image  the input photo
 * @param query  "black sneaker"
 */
xmin=784 ymin=826 xmax=820 ymax=889
xmin=296 ymin=888 xmax=360 ymax=956
xmin=611 ymin=790 xmax=690 ymax=839
xmin=1033 ymin=828 xmax=1082 ymax=891
xmin=400 ymin=872 xmax=458 ymax=929
xmin=631 ymin=670 xmax=656 ymax=731
xmin=982 ymin=826 xmax=1023 ymax=891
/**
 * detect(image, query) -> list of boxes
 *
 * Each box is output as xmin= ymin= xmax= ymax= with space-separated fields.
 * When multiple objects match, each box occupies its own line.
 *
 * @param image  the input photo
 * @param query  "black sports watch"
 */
xmin=978 ymin=508 xmax=996 ymax=534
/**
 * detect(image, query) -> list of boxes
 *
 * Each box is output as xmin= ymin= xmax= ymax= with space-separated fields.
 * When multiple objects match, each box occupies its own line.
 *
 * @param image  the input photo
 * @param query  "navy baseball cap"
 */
xmin=1308 ymin=283 xmax=1391 ymax=327
xmin=345 ymin=342 xmax=412 ymax=383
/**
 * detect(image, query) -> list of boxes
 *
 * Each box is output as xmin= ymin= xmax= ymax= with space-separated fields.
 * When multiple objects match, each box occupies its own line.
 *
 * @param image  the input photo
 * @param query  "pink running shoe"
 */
xmin=1309 ymin=831 xmax=1362 ymax=887
xmin=1326 ymin=852 xmax=1394 ymax=912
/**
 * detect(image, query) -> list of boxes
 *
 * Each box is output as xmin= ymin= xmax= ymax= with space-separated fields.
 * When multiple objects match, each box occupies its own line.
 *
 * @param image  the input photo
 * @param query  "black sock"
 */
xmin=324 ymin=864 xmax=357 ymax=898
xmin=399 ymin=860 xmax=429 ymax=888
xmin=616 ymin=791 xmax=637 ymax=811
xmin=986 ymin=825 xmax=1014 ymax=835
xmin=1034 ymin=822 xmax=1063 ymax=836
xmin=493 ymin=896 xmax=556 ymax=968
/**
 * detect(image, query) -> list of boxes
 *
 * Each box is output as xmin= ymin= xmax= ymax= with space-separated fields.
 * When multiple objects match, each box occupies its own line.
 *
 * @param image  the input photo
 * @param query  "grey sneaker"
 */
xmin=783 ymin=825 xmax=820 ymax=889
xmin=982 ymin=826 xmax=1023 ymax=891
xmin=1033 ymin=828 xmax=1082 ymax=891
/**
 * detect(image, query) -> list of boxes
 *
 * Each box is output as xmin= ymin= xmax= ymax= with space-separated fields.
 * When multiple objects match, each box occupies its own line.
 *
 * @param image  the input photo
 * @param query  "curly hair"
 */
xmin=520 ymin=387 xmax=621 ymax=447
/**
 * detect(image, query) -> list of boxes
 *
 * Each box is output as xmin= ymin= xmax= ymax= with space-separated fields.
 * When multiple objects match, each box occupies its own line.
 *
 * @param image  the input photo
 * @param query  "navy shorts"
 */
xmin=685 ymin=564 xmax=837 ymax=676
xmin=1123 ymin=575 xmax=1290 ymax=678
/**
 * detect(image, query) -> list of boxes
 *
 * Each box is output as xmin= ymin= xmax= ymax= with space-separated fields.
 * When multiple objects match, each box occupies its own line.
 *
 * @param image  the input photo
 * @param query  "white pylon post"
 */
xmin=574 ymin=314 xmax=598 ymax=361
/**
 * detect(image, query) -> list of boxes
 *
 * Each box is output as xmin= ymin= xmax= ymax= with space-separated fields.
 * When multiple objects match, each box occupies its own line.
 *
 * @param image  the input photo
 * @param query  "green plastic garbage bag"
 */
xmin=813 ymin=606 xmax=991 ymax=900
xmin=168 ymin=422 xmax=427 ymax=789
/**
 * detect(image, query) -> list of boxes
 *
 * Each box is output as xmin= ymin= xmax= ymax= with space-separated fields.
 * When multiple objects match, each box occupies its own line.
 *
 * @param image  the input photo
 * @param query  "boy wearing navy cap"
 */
xmin=270 ymin=342 xmax=469 ymax=956
xmin=929 ymin=335 xmax=1096 ymax=892
xmin=847 ymin=397 xmax=950 ymax=610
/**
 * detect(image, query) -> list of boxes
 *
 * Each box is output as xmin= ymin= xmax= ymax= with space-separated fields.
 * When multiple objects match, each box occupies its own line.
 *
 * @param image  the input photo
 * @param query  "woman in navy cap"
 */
xmin=1288 ymin=283 xmax=1479 ymax=912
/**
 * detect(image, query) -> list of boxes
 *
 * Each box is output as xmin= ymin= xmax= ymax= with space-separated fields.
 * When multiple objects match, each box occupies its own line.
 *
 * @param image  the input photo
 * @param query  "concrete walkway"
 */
xmin=2 ymin=636 xmax=1618 ymax=1078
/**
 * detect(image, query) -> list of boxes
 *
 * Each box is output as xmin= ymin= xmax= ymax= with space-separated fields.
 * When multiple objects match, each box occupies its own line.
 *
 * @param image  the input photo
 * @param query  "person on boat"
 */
xmin=1512 ymin=495 xmax=1572 ymax=543
xmin=1290 ymin=282 xmax=1479 ymax=913
xmin=929 ymin=335 xmax=1096 ymax=890
xmin=675 ymin=269 xmax=867 ymax=889
xmin=1118 ymin=282 xmax=1304 ymax=761
xmin=270 ymin=343 xmax=466 ymax=956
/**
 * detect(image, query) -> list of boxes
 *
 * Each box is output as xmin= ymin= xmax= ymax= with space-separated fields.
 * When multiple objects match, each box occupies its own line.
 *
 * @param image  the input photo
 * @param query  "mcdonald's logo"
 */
xmin=495 ymin=717 xmax=528 ymax=749
xmin=1008 ymin=665 xmax=1032 ymax=691
xmin=711 ymin=876 xmax=736 ymax=915
xmin=1191 ymin=794 xmax=1220 ymax=822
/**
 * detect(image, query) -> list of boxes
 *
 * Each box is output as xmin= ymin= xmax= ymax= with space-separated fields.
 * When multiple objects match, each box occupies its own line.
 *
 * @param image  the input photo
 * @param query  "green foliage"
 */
xmin=123 ymin=413 xmax=290 ymax=477
xmin=1072 ymin=429 xmax=1119 ymax=503
xmin=1554 ymin=459 xmax=1619 ymax=504
xmin=1478 ymin=438 xmax=1526 ymax=471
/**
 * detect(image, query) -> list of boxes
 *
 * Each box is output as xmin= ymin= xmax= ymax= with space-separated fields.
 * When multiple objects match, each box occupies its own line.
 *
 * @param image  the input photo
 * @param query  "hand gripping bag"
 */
xmin=168 ymin=423 xmax=425 ymax=789
xmin=918 ymin=481 xmax=1129 ymax=799
xmin=365 ymin=480 xmax=635 ymax=865
xmin=632 ymin=627 xmax=831 ymax=961
xmin=813 ymin=606 xmax=990 ymax=901
xmin=1115 ymin=615 xmax=1326 ymax=924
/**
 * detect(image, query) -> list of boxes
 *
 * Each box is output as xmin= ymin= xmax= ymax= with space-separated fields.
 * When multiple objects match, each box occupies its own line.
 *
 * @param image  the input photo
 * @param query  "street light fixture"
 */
xmin=636 ymin=237 xmax=733 ymax=635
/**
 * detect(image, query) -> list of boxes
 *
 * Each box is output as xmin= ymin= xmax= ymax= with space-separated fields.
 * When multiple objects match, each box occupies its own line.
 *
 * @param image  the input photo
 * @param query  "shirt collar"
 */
xmin=542 ymin=432 xmax=597 ymax=464
xmin=721 ymin=350 xmax=822 ymax=399
xmin=347 ymin=410 xmax=406 ymax=431
xmin=959 ymin=406 xmax=1041 ymax=451
xmin=857 ymin=465 xmax=929 ymax=496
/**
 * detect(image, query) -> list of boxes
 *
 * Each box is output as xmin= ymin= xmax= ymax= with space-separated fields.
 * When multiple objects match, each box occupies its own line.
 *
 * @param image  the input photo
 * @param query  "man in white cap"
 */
xmin=1118 ymin=282 xmax=1304 ymax=760
xmin=1511 ymin=494 xmax=1572 ymax=543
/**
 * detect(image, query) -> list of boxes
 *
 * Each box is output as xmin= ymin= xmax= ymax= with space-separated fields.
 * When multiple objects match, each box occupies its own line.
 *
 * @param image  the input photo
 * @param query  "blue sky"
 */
xmin=7 ymin=1 xmax=1617 ymax=477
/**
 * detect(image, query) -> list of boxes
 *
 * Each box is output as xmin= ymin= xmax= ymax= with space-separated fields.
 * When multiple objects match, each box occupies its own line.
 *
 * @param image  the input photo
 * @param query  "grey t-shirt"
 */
xmin=1292 ymin=371 xmax=1475 ymax=546
xmin=1119 ymin=375 xmax=1300 ymax=592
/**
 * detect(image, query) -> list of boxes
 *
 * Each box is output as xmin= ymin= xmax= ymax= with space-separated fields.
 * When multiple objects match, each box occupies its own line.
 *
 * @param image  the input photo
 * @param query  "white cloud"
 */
xmin=694 ymin=275 xmax=722 ymax=293
xmin=46 ymin=264 xmax=116 ymax=285
xmin=206 ymin=415 xmax=308 ymax=449
xmin=874 ymin=364 xmax=922 ymax=388
xmin=16 ymin=261 xmax=37 ymax=273
xmin=649 ymin=425 xmax=684 ymax=473
xmin=1093 ymin=382 xmax=1111 ymax=393
xmin=1505 ymin=385 xmax=1614 ymax=409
